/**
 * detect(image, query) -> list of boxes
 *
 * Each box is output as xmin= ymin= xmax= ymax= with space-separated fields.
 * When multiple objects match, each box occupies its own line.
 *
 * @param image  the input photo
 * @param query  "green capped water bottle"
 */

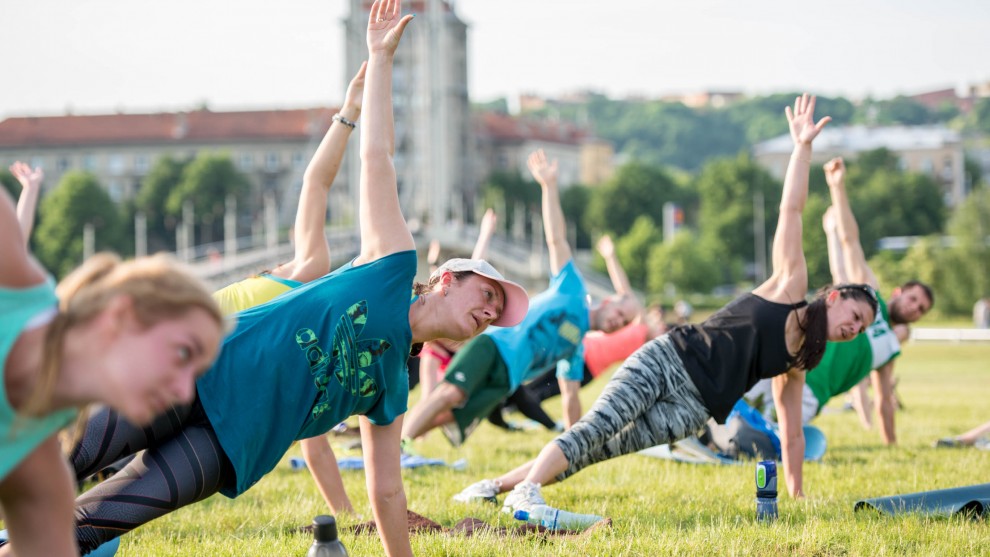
xmin=755 ymin=460 xmax=778 ymax=522
xmin=307 ymin=515 xmax=348 ymax=557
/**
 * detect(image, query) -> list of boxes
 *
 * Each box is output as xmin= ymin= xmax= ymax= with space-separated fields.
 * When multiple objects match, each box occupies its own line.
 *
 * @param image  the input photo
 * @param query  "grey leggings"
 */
xmin=553 ymin=335 xmax=709 ymax=480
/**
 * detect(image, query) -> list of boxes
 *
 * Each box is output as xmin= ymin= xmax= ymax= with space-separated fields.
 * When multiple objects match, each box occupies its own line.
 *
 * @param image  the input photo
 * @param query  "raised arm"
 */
xmin=824 ymin=157 xmax=878 ymax=288
xmin=754 ymin=94 xmax=830 ymax=302
xmin=772 ymin=369 xmax=806 ymax=498
xmin=527 ymin=149 xmax=572 ymax=275
xmin=277 ymin=63 xmax=367 ymax=282
xmin=354 ymin=0 xmax=414 ymax=266
xmin=471 ymin=208 xmax=497 ymax=260
xmin=596 ymin=235 xmax=633 ymax=296
xmin=0 ymin=187 xmax=46 ymax=289
xmin=822 ymin=207 xmax=850 ymax=284
xmin=10 ymin=162 xmax=43 ymax=245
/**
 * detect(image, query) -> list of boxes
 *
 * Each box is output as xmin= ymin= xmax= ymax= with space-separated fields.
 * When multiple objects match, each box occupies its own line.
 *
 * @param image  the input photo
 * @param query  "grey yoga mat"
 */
xmin=854 ymin=483 xmax=990 ymax=518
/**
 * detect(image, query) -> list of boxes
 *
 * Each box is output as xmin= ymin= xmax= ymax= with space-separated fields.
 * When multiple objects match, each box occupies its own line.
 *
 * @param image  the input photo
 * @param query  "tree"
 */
xmin=848 ymin=168 xmax=946 ymax=257
xmin=968 ymin=97 xmax=990 ymax=135
xmin=560 ymin=184 xmax=592 ymax=250
xmin=694 ymin=153 xmax=781 ymax=283
xmin=167 ymin=153 xmax=250 ymax=245
xmin=34 ymin=171 xmax=124 ymax=278
xmin=938 ymin=188 xmax=990 ymax=313
xmin=585 ymin=161 xmax=689 ymax=238
xmin=647 ymin=230 xmax=720 ymax=296
xmin=481 ymin=170 xmax=540 ymax=235
xmin=0 ymin=168 xmax=19 ymax=199
xmin=611 ymin=215 xmax=662 ymax=292
xmin=135 ymin=156 xmax=188 ymax=252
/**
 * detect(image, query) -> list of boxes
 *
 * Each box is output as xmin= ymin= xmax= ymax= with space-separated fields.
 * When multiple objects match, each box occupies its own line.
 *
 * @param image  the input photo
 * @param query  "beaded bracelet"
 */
xmin=332 ymin=113 xmax=357 ymax=129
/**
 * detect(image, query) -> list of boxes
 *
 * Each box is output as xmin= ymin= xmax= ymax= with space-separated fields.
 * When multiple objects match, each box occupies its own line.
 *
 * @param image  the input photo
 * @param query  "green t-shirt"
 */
xmin=805 ymin=297 xmax=899 ymax=409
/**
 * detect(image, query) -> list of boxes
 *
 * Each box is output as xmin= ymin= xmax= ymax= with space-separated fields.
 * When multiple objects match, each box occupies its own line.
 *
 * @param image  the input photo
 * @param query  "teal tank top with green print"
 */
xmin=196 ymin=251 xmax=416 ymax=497
xmin=0 ymin=279 xmax=77 ymax=480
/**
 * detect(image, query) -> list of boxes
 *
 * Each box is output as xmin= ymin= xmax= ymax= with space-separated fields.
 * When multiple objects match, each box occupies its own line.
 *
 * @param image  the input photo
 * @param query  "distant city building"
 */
xmin=474 ymin=111 xmax=612 ymax=189
xmin=343 ymin=0 xmax=471 ymax=229
xmin=0 ymin=108 xmax=338 ymax=225
xmin=661 ymin=91 xmax=744 ymax=109
xmin=909 ymin=88 xmax=974 ymax=113
xmin=753 ymin=125 xmax=968 ymax=206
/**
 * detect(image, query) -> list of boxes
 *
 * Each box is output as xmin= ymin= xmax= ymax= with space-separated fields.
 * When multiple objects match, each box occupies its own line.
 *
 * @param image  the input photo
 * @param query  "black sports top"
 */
xmin=668 ymin=293 xmax=806 ymax=423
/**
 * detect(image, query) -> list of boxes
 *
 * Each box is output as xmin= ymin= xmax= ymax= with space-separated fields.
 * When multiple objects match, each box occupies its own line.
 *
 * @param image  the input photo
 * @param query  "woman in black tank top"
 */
xmin=454 ymin=94 xmax=880 ymax=517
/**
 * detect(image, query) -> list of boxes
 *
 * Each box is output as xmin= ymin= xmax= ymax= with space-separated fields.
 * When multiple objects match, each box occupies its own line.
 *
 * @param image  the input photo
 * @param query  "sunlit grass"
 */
xmin=92 ymin=342 xmax=990 ymax=555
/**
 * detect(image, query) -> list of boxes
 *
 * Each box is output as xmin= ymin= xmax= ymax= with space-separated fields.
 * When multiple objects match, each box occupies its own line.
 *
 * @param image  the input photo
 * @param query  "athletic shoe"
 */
xmin=934 ymin=438 xmax=963 ymax=448
xmin=502 ymin=480 xmax=546 ymax=514
xmin=452 ymin=479 xmax=502 ymax=504
xmin=440 ymin=422 xmax=464 ymax=447
xmin=400 ymin=437 xmax=420 ymax=457
xmin=974 ymin=438 xmax=990 ymax=451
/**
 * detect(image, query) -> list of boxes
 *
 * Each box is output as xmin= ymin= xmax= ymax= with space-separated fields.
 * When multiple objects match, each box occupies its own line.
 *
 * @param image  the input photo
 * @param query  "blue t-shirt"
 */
xmin=486 ymin=260 xmax=589 ymax=391
xmin=0 ymin=280 xmax=76 ymax=481
xmin=196 ymin=251 xmax=416 ymax=497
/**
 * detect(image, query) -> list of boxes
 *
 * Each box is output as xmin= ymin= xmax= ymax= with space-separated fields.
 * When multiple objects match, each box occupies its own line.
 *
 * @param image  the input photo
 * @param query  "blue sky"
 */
xmin=2 ymin=0 xmax=988 ymax=117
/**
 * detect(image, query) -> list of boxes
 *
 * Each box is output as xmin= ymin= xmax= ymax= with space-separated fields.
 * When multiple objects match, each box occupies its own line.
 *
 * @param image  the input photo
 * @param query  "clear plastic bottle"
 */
xmin=307 ymin=515 xmax=348 ymax=557
xmin=513 ymin=504 xmax=603 ymax=530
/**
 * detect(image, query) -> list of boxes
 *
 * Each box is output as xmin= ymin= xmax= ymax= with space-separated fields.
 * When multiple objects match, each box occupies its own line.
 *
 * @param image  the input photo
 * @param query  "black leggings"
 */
xmin=486 ymin=367 xmax=595 ymax=431
xmin=69 ymin=397 xmax=235 ymax=554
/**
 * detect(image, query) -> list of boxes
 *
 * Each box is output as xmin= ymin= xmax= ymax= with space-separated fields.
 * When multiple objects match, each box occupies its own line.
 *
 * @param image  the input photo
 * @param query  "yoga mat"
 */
xmin=854 ymin=483 xmax=990 ymax=518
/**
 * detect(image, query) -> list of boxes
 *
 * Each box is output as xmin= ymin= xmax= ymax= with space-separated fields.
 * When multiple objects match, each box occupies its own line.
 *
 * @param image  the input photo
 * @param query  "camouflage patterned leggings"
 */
xmin=553 ymin=334 xmax=709 ymax=480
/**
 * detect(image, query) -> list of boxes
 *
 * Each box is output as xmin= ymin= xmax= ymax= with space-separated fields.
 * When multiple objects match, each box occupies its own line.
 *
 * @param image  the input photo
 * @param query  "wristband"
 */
xmin=332 ymin=113 xmax=357 ymax=129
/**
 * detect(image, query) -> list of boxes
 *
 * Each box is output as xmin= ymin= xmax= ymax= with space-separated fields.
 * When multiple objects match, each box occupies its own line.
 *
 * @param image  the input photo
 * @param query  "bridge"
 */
xmin=184 ymin=222 xmax=618 ymax=300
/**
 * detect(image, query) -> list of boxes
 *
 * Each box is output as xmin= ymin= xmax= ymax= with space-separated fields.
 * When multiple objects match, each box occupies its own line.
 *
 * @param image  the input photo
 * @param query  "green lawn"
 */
xmin=105 ymin=342 xmax=990 ymax=555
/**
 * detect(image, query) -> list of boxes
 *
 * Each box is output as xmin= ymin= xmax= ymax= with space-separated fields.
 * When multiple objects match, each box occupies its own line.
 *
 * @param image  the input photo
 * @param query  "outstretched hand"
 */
xmin=479 ymin=208 xmax=497 ymax=236
xmin=823 ymin=157 xmax=846 ymax=189
xmin=596 ymin=235 xmax=615 ymax=258
xmin=785 ymin=94 xmax=831 ymax=146
xmin=343 ymin=61 xmax=368 ymax=116
xmin=366 ymin=0 xmax=414 ymax=56
xmin=9 ymin=162 xmax=43 ymax=190
xmin=527 ymin=149 xmax=558 ymax=187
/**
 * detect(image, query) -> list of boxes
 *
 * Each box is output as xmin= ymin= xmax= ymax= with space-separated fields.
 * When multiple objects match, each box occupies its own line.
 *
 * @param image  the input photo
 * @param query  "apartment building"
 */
xmin=753 ymin=125 xmax=968 ymax=206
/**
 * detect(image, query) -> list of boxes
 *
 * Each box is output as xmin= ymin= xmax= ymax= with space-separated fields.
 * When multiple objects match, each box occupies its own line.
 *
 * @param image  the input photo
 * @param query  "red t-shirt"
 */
xmin=582 ymin=322 xmax=650 ymax=378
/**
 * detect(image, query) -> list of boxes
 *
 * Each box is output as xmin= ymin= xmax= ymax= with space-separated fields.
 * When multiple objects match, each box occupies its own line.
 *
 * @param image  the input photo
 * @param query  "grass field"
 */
xmin=100 ymin=342 xmax=990 ymax=555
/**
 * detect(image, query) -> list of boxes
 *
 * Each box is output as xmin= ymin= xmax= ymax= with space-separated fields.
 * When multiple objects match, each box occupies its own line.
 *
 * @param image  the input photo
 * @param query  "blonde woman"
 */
xmin=0 ymin=182 xmax=224 ymax=556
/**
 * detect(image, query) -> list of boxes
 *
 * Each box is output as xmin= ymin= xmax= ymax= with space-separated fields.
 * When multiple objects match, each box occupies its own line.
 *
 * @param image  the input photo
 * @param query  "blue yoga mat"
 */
xmin=854 ymin=483 xmax=990 ymax=518
xmin=0 ymin=530 xmax=119 ymax=556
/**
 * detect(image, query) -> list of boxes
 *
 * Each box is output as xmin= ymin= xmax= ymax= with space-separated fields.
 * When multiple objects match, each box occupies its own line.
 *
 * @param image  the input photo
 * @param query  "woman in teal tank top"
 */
xmin=68 ymin=4 xmax=529 ymax=557
xmin=0 ymin=179 xmax=225 ymax=556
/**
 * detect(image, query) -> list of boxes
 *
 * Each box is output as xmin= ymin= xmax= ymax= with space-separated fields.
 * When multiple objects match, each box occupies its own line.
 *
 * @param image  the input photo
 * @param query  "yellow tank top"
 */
xmin=212 ymin=274 xmax=301 ymax=315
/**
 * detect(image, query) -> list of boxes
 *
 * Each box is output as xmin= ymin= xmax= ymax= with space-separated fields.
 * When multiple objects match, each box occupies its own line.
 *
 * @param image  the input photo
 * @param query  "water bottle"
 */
xmin=513 ymin=504 xmax=603 ymax=530
xmin=755 ymin=460 xmax=778 ymax=522
xmin=290 ymin=457 xmax=308 ymax=470
xmin=307 ymin=515 xmax=348 ymax=557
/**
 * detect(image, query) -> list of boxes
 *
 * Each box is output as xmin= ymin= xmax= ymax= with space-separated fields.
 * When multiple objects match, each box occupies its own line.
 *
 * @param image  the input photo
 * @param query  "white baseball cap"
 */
xmin=430 ymin=258 xmax=529 ymax=327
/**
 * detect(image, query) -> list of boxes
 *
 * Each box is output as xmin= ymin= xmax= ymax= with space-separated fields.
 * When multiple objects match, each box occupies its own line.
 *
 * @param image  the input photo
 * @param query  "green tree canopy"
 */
xmin=647 ymin=229 xmax=721 ymax=296
xmin=694 ymin=153 xmax=781 ymax=283
xmin=845 ymin=166 xmax=946 ymax=257
xmin=34 ymin=171 xmax=124 ymax=278
xmin=135 ymin=155 xmax=189 ymax=252
xmin=560 ymin=184 xmax=592 ymax=250
xmin=611 ymin=215 xmax=662 ymax=292
xmin=585 ymin=161 xmax=690 ymax=238
xmin=167 ymin=153 xmax=249 ymax=245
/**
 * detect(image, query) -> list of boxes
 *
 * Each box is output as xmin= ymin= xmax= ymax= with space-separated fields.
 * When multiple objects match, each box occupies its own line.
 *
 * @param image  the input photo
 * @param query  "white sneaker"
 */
xmin=501 ymin=480 xmax=546 ymax=514
xmin=452 ymin=479 xmax=502 ymax=504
